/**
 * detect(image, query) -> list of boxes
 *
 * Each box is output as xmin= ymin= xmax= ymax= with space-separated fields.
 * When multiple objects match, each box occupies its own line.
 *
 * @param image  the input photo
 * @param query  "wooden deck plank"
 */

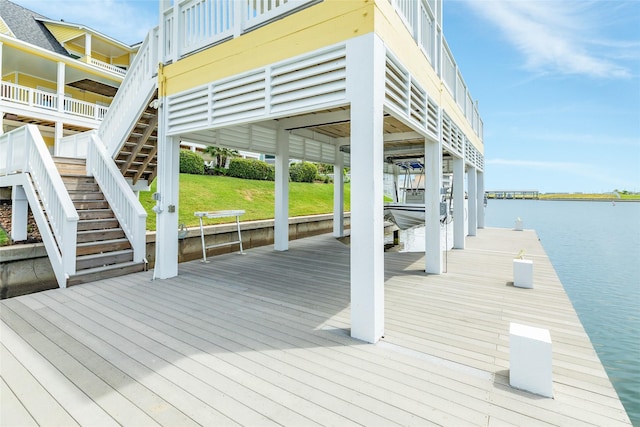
xmin=2 ymin=299 xmax=200 ymax=427
xmin=0 ymin=228 xmax=631 ymax=426
xmin=0 ymin=369 xmax=39 ymax=427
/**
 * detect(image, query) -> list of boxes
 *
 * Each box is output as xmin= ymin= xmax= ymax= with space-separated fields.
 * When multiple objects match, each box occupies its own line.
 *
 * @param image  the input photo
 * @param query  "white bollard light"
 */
xmin=509 ymin=322 xmax=553 ymax=397
xmin=513 ymin=258 xmax=534 ymax=288
xmin=514 ymin=217 xmax=523 ymax=231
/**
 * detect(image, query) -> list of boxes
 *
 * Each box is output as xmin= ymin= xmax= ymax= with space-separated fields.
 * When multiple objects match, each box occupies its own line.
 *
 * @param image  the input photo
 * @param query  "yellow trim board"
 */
xmin=162 ymin=0 xmax=374 ymax=96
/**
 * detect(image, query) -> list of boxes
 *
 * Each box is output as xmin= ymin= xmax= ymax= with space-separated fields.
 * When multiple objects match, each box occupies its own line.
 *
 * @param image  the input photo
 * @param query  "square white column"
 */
xmin=468 ymin=167 xmax=477 ymax=236
xmin=11 ymin=185 xmax=28 ymax=241
xmin=347 ymin=34 xmax=385 ymax=343
xmin=477 ymin=170 xmax=485 ymax=229
xmin=510 ymin=322 xmax=553 ymax=397
xmin=453 ymin=157 xmax=465 ymax=249
xmin=425 ymin=137 xmax=443 ymax=274
xmin=274 ymin=126 xmax=289 ymax=251
xmin=154 ymin=106 xmax=180 ymax=279
xmin=333 ymin=146 xmax=344 ymax=238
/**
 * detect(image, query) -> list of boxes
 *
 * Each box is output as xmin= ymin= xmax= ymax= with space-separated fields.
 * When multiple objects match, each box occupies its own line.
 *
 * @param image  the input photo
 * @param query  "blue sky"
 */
xmin=15 ymin=0 xmax=640 ymax=193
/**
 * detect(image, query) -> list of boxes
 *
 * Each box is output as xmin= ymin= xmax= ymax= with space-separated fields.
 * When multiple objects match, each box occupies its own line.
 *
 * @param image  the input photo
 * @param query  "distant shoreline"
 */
xmin=539 ymin=198 xmax=639 ymax=202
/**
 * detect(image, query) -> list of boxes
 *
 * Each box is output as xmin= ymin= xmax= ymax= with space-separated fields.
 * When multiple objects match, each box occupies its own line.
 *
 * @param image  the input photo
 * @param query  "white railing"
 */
xmin=86 ymin=133 xmax=147 ymax=264
xmin=1 ymin=80 xmax=108 ymax=121
xmin=99 ymin=27 xmax=159 ymax=156
xmin=390 ymin=0 xmax=482 ymax=143
xmin=0 ymin=125 xmax=78 ymax=288
xmin=56 ymin=130 xmax=96 ymax=158
xmin=163 ymin=0 xmax=318 ymax=62
xmin=87 ymin=57 xmax=127 ymax=76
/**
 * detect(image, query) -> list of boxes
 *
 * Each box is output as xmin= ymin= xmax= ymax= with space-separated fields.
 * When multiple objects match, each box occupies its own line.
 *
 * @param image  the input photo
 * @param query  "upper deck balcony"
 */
xmin=160 ymin=0 xmax=482 ymax=146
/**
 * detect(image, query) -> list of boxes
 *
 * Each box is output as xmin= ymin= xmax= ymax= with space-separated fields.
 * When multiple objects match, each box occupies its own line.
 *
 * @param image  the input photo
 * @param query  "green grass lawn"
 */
xmin=140 ymin=174 xmax=351 ymax=231
xmin=540 ymin=193 xmax=640 ymax=200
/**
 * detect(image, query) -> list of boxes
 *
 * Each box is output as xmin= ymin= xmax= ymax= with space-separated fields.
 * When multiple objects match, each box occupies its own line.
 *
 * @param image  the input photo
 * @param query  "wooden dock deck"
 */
xmin=1 ymin=228 xmax=631 ymax=426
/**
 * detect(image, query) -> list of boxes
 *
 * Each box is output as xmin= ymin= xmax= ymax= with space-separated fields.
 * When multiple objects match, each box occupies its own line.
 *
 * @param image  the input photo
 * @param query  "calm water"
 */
xmin=485 ymin=200 xmax=640 ymax=425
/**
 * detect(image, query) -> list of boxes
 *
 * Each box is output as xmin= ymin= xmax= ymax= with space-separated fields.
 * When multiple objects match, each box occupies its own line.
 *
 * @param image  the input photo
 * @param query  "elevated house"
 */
xmin=0 ymin=0 xmax=136 ymax=149
xmin=0 ymin=0 xmax=485 ymax=344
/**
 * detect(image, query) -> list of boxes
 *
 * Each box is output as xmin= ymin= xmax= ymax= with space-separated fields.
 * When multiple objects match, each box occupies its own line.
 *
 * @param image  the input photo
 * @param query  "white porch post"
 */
xmin=154 ymin=100 xmax=180 ymax=278
xmin=11 ymin=185 xmax=28 ymax=241
xmin=347 ymin=34 xmax=385 ymax=343
xmin=468 ymin=167 xmax=478 ymax=236
xmin=54 ymin=122 xmax=63 ymax=153
xmin=274 ymin=126 xmax=289 ymax=251
xmin=453 ymin=156 xmax=465 ymax=249
xmin=85 ymin=33 xmax=92 ymax=60
xmin=425 ymin=137 xmax=443 ymax=274
xmin=333 ymin=146 xmax=344 ymax=238
xmin=56 ymin=62 xmax=65 ymax=114
xmin=477 ymin=169 xmax=485 ymax=228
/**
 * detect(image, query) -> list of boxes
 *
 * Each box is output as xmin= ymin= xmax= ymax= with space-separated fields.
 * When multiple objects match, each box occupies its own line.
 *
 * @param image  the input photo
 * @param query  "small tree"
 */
xmin=204 ymin=146 xmax=240 ymax=168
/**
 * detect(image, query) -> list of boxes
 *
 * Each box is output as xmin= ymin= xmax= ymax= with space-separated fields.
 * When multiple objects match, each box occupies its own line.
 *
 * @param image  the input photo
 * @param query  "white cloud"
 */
xmin=15 ymin=0 xmax=158 ymax=45
xmin=463 ymin=0 xmax=635 ymax=79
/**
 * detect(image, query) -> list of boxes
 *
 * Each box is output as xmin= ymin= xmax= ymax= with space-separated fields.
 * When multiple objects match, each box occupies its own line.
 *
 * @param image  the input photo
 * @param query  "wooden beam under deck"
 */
xmin=0 ymin=228 xmax=631 ymax=426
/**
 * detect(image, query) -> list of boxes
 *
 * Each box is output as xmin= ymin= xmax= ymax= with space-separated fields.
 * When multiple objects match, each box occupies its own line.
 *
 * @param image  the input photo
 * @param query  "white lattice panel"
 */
xmin=211 ymin=70 xmax=267 ymax=124
xmin=250 ymin=125 xmax=277 ymax=153
xmin=218 ymin=126 xmax=252 ymax=149
xmin=289 ymin=134 xmax=305 ymax=159
xmin=385 ymin=54 xmax=409 ymax=113
xmin=270 ymin=45 xmax=347 ymax=115
xmin=167 ymin=87 xmax=210 ymax=133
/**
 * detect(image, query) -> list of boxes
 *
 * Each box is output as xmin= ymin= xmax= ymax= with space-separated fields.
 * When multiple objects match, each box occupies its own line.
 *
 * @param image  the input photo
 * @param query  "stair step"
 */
xmin=74 ymin=200 xmax=110 ymax=210
xmin=68 ymin=261 xmax=146 ymax=286
xmin=53 ymin=157 xmax=87 ymax=165
xmin=78 ymin=209 xmax=115 ymax=220
xmin=54 ymin=158 xmax=88 ymax=176
xmin=77 ymin=218 xmax=120 ymax=231
xmin=77 ymin=238 xmax=131 ymax=256
xmin=77 ymin=228 xmax=126 ymax=243
xmin=68 ymin=191 xmax=105 ymax=201
xmin=76 ymin=249 xmax=134 ymax=270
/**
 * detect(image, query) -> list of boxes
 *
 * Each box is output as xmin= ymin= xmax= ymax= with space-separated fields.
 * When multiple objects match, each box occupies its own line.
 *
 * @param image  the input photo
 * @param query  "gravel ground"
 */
xmin=0 ymin=203 xmax=43 ymax=245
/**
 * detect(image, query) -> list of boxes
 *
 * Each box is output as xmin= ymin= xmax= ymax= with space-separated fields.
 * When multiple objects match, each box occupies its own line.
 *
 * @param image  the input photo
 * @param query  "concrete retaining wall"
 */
xmin=0 ymin=213 xmax=350 ymax=299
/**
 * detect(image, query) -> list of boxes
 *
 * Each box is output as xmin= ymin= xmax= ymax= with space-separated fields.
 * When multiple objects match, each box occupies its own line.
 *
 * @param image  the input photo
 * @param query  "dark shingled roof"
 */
xmin=0 ymin=0 xmax=70 ymax=56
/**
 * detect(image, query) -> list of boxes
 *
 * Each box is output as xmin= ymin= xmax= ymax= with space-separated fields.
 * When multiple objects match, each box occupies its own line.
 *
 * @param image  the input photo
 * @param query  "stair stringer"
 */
xmin=98 ymin=26 xmax=159 ymax=159
xmin=85 ymin=133 xmax=148 ymax=267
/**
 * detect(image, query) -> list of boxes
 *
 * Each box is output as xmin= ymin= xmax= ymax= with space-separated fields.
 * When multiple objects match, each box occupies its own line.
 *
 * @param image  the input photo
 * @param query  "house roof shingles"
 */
xmin=0 ymin=0 xmax=70 ymax=56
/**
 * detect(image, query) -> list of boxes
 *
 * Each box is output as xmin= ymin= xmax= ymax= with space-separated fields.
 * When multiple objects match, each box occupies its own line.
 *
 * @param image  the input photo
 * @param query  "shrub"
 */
xmin=179 ymin=150 xmax=204 ymax=175
xmin=228 ymin=158 xmax=275 ymax=181
xmin=289 ymin=162 xmax=318 ymax=183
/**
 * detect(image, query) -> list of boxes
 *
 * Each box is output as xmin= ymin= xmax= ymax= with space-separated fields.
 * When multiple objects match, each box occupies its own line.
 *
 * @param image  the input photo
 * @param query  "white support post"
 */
xmin=333 ymin=145 xmax=344 ymax=238
xmin=54 ymin=121 xmax=63 ymax=154
xmin=425 ymin=137 xmax=443 ymax=274
xmin=468 ymin=167 xmax=477 ymax=236
xmin=11 ymin=185 xmax=28 ymax=241
xmin=274 ymin=126 xmax=289 ymax=251
xmin=85 ymin=33 xmax=92 ymax=60
xmin=154 ymin=102 xmax=180 ymax=279
xmin=477 ymin=169 xmax=485 ymax=228
xmin=453 ymin=156 xmax=465 ymax=249
xmin=347 ymin=34 xmax=385 ymax=343
xmin=56 ymin=62 xmax=65 ymax=113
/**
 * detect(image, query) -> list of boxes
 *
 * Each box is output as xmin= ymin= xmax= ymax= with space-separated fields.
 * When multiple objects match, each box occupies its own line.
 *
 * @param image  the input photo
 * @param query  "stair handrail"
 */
xmin=0 ymin=125 xmax=78 ymax=287
xmin=86 ymin=133 xmax=147 ymax=265
xmin=98 ymin=26 xmax=159 ymax=157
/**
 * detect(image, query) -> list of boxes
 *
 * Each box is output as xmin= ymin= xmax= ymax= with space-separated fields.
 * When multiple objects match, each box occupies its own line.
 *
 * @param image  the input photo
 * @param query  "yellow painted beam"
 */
xmin=163 ymin=0 xmax=374 ymax=95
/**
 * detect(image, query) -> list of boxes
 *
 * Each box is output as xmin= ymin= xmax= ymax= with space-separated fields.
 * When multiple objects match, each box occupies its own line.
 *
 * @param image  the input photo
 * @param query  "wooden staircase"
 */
xmin=113 ymin=91 xmax=159 ymax=187
xmin=54 ymin=157 xmax=146 ymax=286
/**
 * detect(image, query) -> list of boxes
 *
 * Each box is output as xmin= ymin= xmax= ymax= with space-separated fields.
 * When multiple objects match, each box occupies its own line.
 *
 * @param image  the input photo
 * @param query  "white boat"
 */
xmin=384 ymin=203 xmax=425 ymax=230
